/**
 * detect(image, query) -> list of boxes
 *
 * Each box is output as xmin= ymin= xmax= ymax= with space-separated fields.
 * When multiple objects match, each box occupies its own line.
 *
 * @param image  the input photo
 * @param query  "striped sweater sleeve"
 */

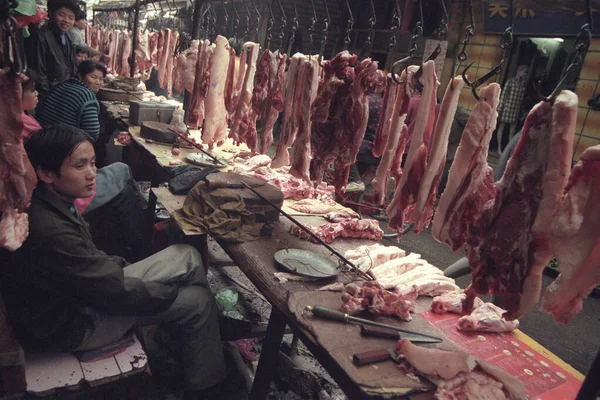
xmin=79 ymin=100 xmax=101 ymax=141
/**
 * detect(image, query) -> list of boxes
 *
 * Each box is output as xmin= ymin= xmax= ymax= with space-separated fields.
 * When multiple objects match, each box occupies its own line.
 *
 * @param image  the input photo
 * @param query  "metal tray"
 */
xmin=274 ymin=249 xmax=339 ymax=278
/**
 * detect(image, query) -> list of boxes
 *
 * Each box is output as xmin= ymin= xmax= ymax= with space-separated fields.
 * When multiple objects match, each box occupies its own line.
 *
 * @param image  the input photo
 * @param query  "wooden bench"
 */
xmin=0 ymin=295 xmax=150 ymax=398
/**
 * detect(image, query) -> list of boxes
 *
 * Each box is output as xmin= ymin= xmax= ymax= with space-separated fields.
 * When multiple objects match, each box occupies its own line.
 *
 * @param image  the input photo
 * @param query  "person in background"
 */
xmin=67 ymin=10 xmax=87 ymax=47
xmin=74 ymin=45 xmax=89 ymax=66
xmin=1 ymin=125 xmax=227 ymax=399
xmin=36 ymin=59 xmax=104 ymax=141
xmin=20 ymin=73 xmax=42 ymax=139
xmin=27 ymin=0 xmax=80 ymax=97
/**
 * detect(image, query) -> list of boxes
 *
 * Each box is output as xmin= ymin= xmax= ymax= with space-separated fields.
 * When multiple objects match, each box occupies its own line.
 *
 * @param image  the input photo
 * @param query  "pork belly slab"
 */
xmin=542 ymin=144 xmax=600 ymax=323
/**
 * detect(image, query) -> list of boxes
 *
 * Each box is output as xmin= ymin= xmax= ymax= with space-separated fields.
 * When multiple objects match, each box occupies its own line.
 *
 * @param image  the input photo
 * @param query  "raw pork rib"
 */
xmin=187 ymin=40 xmax=212 ymax=129
xmin=174 ymin=41 xmax=199 ymax=93
xmin=341 ymin=282 xmax=417 ymax=321
xmin=271 ymin=53 xmax=305 ymax=168
xmin=458 ymin=303 xmax=520 ymax=333
xmin=0 ymin=72 xmax=37 ymax=251
xmin=386 ymin=61 xmax=438 ymax=237
xmin=229 ymin=42 xmax=260 ymax=146
xmin=432 ymin=83 xmax=501 ymax=251
xmin=413 ymin=76 xmax=465 ymax=232
xmin=396 ymin=340 xmax=527 ymax=400
xmin=289 ymin=57 xmax=320 ymax=182
xmin=202 ymin=35 xmax=231 ymax=148
xmin=289 ymin=219 xmax=383 ymax=244
xmin=371 ymin=66 xmax=417 ymax=205
xmin=542 ymin=144 xmax=600 ymax=323
xmin=432 ymin=291 xmax=483 ymax=314
xmin=465 ymin=91 xmax=577 ymax=320
xmin=371 ymin=75 xmax=398 ymax=157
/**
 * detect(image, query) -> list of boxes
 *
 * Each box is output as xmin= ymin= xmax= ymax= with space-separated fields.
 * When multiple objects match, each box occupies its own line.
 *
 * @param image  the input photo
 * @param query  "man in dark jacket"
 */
xmin=27 ymin=0 xmax=79 ymax=97
xmin=0 ymin=124 xmax=226 ymax=398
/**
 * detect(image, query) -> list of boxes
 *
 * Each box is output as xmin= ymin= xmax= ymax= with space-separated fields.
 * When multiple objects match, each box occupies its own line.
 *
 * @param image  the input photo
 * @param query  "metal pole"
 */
xmin=184 ymin=0 xmax=206 ymax=115
xmin=130 ymin=0 xmax=140 ymax=77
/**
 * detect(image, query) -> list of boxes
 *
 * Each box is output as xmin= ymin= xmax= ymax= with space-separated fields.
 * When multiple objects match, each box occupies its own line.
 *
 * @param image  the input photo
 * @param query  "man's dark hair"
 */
xmin=76 ymin=10 xmax=86 ymax=21
xmin=48 ymin=0 xmax=81 ymax=16
xmin=25 ymin=124 xmax=94 ymax=176
xmin=22 ymin=70 xmax=38 ymax=92
xmin=75 ymin=45 xmax=89 ymax=55
xmin=77 ymin=59 xmax=107 ymax=77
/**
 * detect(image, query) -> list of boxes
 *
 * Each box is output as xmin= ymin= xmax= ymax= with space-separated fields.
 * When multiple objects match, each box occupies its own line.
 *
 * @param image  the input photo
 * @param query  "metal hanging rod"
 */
xmin=317 ymin=0 xmax=330 ymax=63
xmin=287 ymin=0 xmax=299 ymax=56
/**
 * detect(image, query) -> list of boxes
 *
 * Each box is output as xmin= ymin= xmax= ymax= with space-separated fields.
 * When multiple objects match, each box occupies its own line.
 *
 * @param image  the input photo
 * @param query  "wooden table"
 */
xmin=149 ymin=188 xmax=585 ymax=400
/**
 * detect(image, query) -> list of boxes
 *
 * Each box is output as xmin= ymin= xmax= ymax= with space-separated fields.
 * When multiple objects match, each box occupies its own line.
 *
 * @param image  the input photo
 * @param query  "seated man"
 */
xmin=0 ymin=124 xmax=226 ymax=399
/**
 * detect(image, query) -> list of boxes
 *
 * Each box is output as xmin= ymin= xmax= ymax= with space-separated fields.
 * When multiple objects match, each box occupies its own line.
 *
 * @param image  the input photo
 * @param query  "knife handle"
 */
xmin=306 ymin=306 xmax=349 ymax=322
xmin=353 ymin=349 xmax=391 ymax=366
xmin=207 ymin=180 xmax=230 ymax=189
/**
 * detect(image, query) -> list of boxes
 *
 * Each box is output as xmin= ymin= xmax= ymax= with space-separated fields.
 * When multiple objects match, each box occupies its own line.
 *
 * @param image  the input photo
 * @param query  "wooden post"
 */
xmin=130 ymin=0 xmax=141 ymax=77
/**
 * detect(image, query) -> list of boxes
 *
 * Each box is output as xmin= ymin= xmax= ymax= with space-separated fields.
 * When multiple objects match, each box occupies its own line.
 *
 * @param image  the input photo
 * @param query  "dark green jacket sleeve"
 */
xmin=31 ymin=215 xmax=179 ymax=316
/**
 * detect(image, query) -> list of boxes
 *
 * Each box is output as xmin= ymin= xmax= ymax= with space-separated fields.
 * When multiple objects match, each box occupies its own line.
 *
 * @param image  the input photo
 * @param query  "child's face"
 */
xmin=91 ymin=55 xmax=101 ymax=62
xmin=75 ymin=52 xmax=89 ymax=65
xmin=22 ymin=87 xmax=39 ymax=111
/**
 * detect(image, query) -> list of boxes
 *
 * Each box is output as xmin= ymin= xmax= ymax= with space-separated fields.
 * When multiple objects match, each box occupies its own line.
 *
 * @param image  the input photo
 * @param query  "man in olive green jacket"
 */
xmin=0 ymin=124 xmax=225 ymax=398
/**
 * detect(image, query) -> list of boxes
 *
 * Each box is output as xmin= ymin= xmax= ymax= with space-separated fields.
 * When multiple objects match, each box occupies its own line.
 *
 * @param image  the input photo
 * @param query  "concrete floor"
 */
xmin=383 ymin=225 xmax=600 ymax=376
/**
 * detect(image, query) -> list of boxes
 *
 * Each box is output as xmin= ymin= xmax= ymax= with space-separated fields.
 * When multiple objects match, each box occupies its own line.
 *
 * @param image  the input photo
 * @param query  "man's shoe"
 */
xmin=344 ymin=181 xmax=366 ymax=193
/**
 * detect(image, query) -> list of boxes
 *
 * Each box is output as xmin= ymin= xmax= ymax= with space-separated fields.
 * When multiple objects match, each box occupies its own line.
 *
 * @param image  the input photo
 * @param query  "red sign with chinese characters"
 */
xmin=420 ymin=311 xmax=583 ymax=399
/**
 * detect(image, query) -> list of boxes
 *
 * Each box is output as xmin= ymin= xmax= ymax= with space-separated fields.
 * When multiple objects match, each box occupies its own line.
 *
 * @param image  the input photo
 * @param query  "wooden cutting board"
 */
xmin=140 ymin=121 xmax=177 ymax=144
xmin=205 ymin=172 xmax=284 ymax=222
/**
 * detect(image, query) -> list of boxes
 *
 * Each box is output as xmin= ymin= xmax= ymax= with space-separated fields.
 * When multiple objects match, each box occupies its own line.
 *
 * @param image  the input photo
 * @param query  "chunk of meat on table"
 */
xmin=289 ymin=219 xmax=383 ymax=244
xmin=347 ymin=246 xmax=407 ymax=273
xmin=377 ymin=264 xmax=445 ymax=289
xmin=317 ymin=282 xmax=345 ymax=292
xmin=341 ymin=281 xmax=417 ymax=321
xmin=288 ymin=198 xmax=335 ymax=215
xmin=465 ymin=91 xmax=577 ymax=320
xmin=432 ymin=291 xmax=483 ymax=314
xmin=324 ymin=210 xmax=359 ymax=222
xmin=432 ymin=83 xmax=501 ymax=251
xmin=542 ymin=144 xmax=600 ymax=323
xmin=0 ymin=71 xmax=37 ymax=251
xmin=396 ymin=339 xmax=527 ymax=400
xmin=387 ymin=61 xmax=439 ymax=237
xmin=411 ymin=277 xmax=460 ymax=297
xmin=370 ymin=253 xmax=425 ymax=281
xmin=344 ymin=243 xmax=384 ymax=260
xmin=457 ymin=302 xmax=520 ymax=333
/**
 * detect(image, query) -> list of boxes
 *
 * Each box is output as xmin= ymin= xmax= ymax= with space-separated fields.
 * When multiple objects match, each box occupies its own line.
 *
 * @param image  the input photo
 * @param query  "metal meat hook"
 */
xmin=242 ymin=0 xmax=251 ymax=41
xmin=342 ymin=0 xmax=354 ymax=51
xmin=308 ymin=0 xmax=317 ymax=58
xmin=274 ymin=0 xmax=287 ymax=53
xmin=317 ymin=0 xmax=331 ymax=63
xmin=462 ymin=61 xmax=502 ymax=101
xmin=357 ymin=0 xmax=376 ymax=60
xmin=413 ymin=43 xmax=442 ymax=91
xmin=250 ymin=0 xmax=261 ymax=43
xmin=287 ymin=0 xmax=299 ymax=56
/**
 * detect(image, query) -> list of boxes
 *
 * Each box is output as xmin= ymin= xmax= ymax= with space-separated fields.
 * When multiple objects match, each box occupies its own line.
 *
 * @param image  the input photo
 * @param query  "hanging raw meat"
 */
xmin=166 ymin=31 xmax=179 ymax=98
xmin=229 ymin=41 xmax=260 ymax=146
xmin=134 ymin=29 xmax=151 ymax=80
xmin=386 ymin=60 xmax=438 ymax=236
xmin=230 ymin=46 xmax=247 ymax=118
xmin=119 ymin=31 xmax=132 ymax=77
xmin=157 ymin=29 xmax=171 ymax=89
xmin=371 ymin=66 xmax=418 ymax=205
xmin=149 ymin=31 xmax=159 ymax=68
xmin=0 ymin=71 xmax=37 ymax=251
xmin=542 ymin=144 xmax=599 ymax=323
xmin=173 ymin=40 xmax=199 ymax=93
xmin=187 ymin=40 xmax=212 ymax=129
xmin=465 ymin=91 xmax=577 ymax=320
xmin=432 ymin=83 xmax=501 ymax=251
xmin=254 ymin=50 xmax=287 ymax=154
xmin=271 ymin=53 xmax=305 ymax=168
xmin=310 ymin=51 xmax=357 ymax=182
xmin=371 ymin=76 xmax=398 ymax=157
xmin=202 ymin=35 xmax=231 ymax=148
xmin=412 ymin=76 xmax=465 ymax=233
xmin=224 ymin=46 xmax=237 ymax=117
xmin=289 ymin=56 xmax=320 ymax=182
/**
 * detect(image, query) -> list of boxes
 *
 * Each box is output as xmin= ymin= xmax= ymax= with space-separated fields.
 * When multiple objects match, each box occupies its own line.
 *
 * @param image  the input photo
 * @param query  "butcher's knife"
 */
xmin=360 ymin=325 xmax=442 ymax=344
xmin=352 ymin=348 xmax=402 ymax=366
xmin=207 ymin=180 xmax=266 ymax=189
xmin=305 ymin=305 xmax=443 ymax=343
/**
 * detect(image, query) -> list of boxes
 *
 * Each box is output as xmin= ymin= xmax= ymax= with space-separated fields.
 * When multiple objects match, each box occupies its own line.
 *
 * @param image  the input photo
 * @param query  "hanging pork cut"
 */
xmin=0 ymin=72 xmax=37 ymax=251
xmin=432 ymin=83 xmax=501 ymax=251
xmin=149 ymin=31 xmax=159 ymax=68
xmin=386 ymin=60 xmax=438 ymax=236
xmin=371 ymin=66 xmax=417 ymax=205
xmin=157 ymin=29 xmax=171 ymax=89
xmin=165 ymin=31 xmax=179 ymax=98
xmin=271 ymin=53 xmax=306 ymax=168
xmin=542 ymin=144 xmax=600 ymax=323
xmin=173 ymin=40 xmax=199 ymax=94
xmin=229 ymin=44 xmax=247 ymax=118
xmin=120 ymin=31 xmax=132 ymax=77
xmin=134 ymin=29 xmax=152 ymax=80
xmin=371 ymin=76 xmax=398 ymax=157
xmin=465 ymin=91 xmax=577 ymax=320
xmin=310 ymin=51 xmax=357 ymax=182
xmin=224 ymin=46 xmax=237 ymax=117
xmin=187 ymin=40 xmax=212 ymax=129
xmin=229 ymin=41 xmax=260 ymax=146
xmin=289 ymin=56 xmax=320 ymax=182
xmin=202 ymin=35 xmax=231 ymax=148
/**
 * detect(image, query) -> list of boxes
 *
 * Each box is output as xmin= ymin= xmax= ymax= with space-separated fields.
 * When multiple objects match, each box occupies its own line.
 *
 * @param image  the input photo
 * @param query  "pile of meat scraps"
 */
xmin=289 ymin=219 xmax=383 ymax=244
xmin=341 ymin=281 xmax=417 ymax=321
xmin=396 ymin=339 xmax=527 ymax=400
